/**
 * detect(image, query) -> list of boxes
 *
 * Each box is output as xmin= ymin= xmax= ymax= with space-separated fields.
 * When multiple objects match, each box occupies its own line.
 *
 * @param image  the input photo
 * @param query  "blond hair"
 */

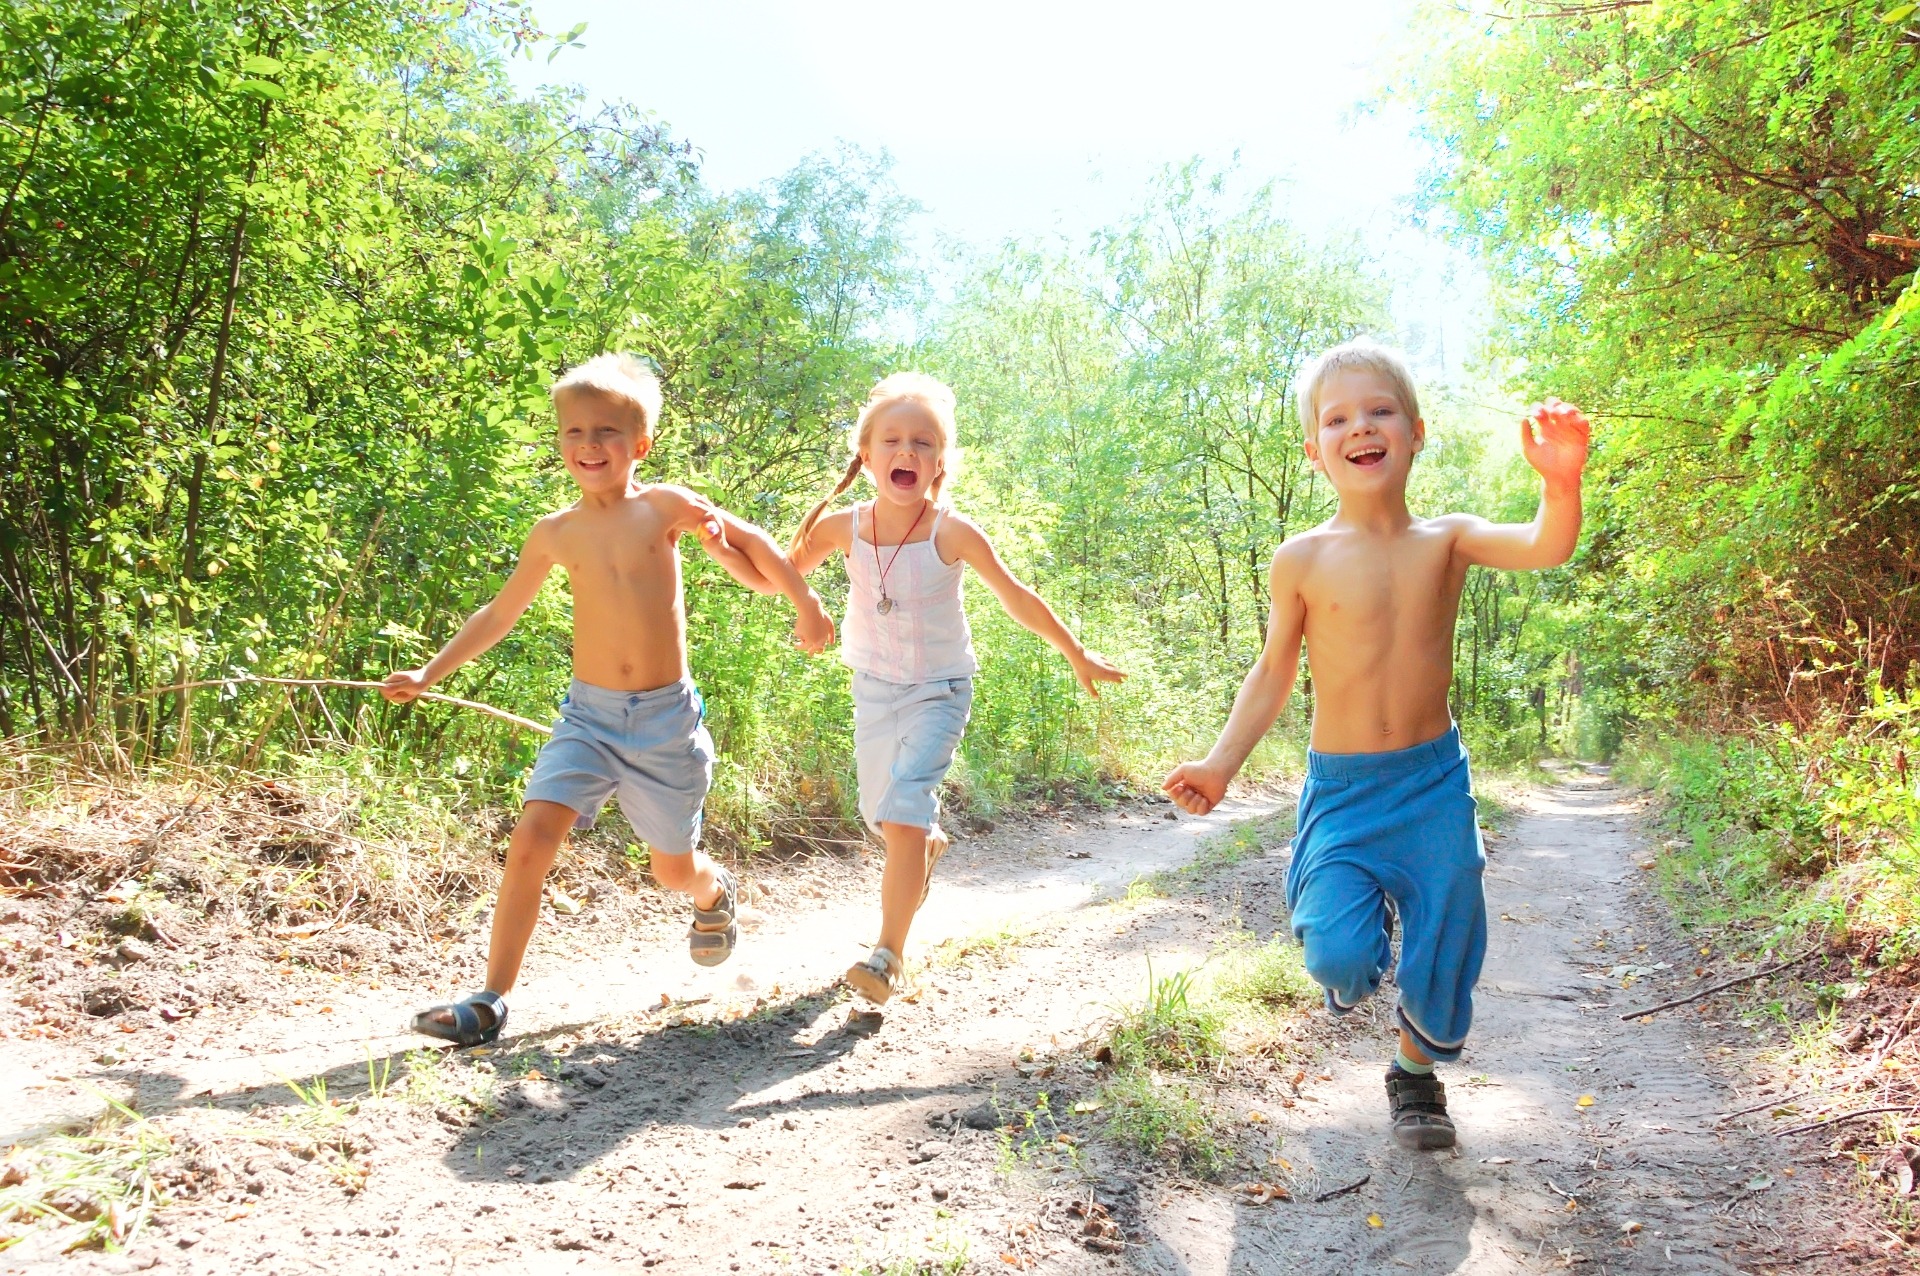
xmin=551 ymin=353 xmax=663 ymax=436
xmin=1296 ymin=337 xmax=1422 ymax=435
xmin=790 ymin=372 xmax=961 ymax=554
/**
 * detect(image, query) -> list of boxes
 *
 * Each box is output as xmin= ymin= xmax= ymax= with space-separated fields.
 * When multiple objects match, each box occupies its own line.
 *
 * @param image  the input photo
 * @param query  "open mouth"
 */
xmin=1345 ymin=446 xmax=1387 ymax=469
xmin=575 ymin=457 xmax=610 ymax=472
xmin=889 ymin=467 xmax=919 ymax=489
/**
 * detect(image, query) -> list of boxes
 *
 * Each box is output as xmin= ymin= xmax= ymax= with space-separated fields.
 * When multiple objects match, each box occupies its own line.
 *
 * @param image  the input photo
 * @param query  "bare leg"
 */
xmin=1398 ymin=1028 xmax=1434 ymax=1068
xmin=875 ymin=821 xmax=930 ymax=959
xmin=481 ymin=800 xmax=580 ymax=995
xmin=649 ymin=849 xmax=724 ymax=910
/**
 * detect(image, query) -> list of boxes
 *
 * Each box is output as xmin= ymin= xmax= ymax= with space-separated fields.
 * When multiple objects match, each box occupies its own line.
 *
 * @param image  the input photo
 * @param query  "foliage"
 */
xmin=0 ymin=0 xmax=911 ymax=835
xmin=1412 ymin=0 xmax=1920 ymax=735
xmin=1628 ymin=682 xmax=1920 ymax=961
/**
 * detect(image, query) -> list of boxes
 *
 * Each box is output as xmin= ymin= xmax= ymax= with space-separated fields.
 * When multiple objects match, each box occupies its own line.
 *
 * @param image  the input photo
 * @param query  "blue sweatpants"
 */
xmin=1285 ymin=726 xmax=1486 ymax=1062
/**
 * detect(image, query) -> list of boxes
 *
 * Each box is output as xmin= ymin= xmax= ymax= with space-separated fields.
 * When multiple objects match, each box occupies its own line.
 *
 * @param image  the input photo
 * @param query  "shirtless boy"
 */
xmin=1163 ymin=338 xmax=1589 ymax=1149
xmin=383 ymin=354 xmax=834 ymax=1046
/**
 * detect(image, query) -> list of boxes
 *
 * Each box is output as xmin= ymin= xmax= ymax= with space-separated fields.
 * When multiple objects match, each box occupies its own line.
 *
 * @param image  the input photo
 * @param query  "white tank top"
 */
xmin=842 ymin=502 xmax=979 ymax=684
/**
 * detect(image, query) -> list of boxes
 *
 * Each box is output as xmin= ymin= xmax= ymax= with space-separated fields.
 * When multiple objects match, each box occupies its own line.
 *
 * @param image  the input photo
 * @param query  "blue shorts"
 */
xmin=523 ymin=678 xmax=715 ymax=855
xmin=851 ymin=672 xmax=973 ymax=833
xmin=1285 ymin=726 xmax=1486 ymax=1062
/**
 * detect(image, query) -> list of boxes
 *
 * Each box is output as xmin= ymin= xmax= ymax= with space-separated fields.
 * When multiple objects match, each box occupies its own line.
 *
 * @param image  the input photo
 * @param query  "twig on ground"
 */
xmin=1313 ymin=1174 xmax=1369 ymax=1203
xmin=1772 ymin=1104 xmax=1919 ymax=1137
xmin=1620 ymin=949 xmax=1821 ymax=1020
xmin=116 ymin=677 xmax=552 ymax=736
xmin=1718 ymin=1086 xmax=1826 ymax=1123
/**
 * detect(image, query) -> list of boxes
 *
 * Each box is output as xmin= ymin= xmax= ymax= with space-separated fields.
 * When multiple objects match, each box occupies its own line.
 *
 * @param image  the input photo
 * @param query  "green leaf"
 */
xmin=1879 ymin=4 xmax=1916 ymax=23
xmin=240 ymin=54 xmax=286 ymax=75
xmin=234 ymin=78 xmax=286 ymax=100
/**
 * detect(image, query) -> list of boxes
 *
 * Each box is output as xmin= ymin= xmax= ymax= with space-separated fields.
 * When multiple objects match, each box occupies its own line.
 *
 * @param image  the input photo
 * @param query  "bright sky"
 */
xmin=507 ymin=0 xmax=1486 ymax=382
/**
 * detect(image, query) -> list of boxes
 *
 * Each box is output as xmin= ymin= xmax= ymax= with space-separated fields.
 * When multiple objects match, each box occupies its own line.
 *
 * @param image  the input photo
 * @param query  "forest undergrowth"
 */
xmin=1623 ymin=681 xmax=1920 ymax=1224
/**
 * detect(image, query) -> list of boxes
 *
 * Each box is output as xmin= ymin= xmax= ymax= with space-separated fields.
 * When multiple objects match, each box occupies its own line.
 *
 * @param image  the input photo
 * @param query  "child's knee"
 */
xmin=1302 ymin=934 xmax=1383 ymax=999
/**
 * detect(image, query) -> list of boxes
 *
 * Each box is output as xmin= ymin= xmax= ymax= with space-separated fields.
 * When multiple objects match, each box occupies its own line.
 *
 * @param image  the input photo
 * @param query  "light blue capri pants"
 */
xmin=1285 ymin=725 xmax=1487 ymax=1063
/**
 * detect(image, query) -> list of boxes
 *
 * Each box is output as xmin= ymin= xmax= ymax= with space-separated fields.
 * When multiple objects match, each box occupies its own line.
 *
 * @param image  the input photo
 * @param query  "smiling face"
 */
xmin=555 ymin=389 xmax=649 ymax=493
xmin=861 ymin=399 xmax=946 ymax=508
xmin=1305 ymin=367 xmax=1424 ymax=493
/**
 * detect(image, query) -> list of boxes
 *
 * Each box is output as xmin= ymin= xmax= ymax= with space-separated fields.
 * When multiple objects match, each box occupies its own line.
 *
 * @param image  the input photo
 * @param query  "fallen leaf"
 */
xmin=1483 ymin=1156 xmax=1515 ymax=1165
xmin=1366 ymin=1212 xmax=1384 ymax=1228
xmin=1576 ymin=1094 xmax=1596 ymax=1108
xmin=548 ymin=889 xmax=582 ymax=915
xmin=1070 ymin=1099 xmax=1104 ymax=1114
xmin=1245 ymin=1110 xmax=1269 ymax=1124
xmin=1620 ymin=1221 xmax=1643 ymax=1234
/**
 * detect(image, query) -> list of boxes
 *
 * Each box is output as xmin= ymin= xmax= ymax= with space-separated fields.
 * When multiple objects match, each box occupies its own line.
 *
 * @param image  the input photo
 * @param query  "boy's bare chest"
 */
xmin=1302 ymin=535 xmax=1463 ymax=633
xmin=553 ymin=511 xmax=678 ymax=591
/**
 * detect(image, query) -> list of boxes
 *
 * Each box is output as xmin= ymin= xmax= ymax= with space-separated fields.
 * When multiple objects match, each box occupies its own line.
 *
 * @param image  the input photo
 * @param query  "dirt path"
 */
xmin=5 ymin=775 xmax=1870 ymax=1273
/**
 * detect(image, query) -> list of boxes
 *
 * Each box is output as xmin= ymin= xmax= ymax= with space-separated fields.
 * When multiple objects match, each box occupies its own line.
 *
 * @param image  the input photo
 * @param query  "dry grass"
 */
xmin=0 ymin=747 xmax=658 ymax=941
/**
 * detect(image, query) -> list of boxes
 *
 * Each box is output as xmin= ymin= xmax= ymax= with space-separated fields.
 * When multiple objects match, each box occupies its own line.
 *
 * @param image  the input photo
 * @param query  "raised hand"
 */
xmin=380 ymin=668 xmax=429 ymax=703
xmin=1162 ymin=759 xmax=1229 ymax=816
xmin=1072 ymin=650 xmax=1127 ymax=698
xmin=1521 ymin=398 xmax=1591 ymax=487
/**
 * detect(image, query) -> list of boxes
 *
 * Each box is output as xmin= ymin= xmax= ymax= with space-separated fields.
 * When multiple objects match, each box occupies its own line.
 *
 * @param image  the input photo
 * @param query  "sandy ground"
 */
xmin=2 ymin=773 xmax=1890 ymax=1274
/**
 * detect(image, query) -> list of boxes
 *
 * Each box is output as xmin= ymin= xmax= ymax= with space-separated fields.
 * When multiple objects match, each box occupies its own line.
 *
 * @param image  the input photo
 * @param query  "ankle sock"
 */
xmin=1393 ymin=1048 xmax=1436 ymax=1076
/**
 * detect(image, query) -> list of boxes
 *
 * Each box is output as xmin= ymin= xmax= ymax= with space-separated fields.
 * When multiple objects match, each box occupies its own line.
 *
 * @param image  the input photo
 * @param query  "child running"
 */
xmin=789 ymin=373 xmax=1125 ymax=1004
xmin=384 ymin=354 xmax=835 ymax=1045
xmin=1163 ymin=338 xmax=1589 ymax=1149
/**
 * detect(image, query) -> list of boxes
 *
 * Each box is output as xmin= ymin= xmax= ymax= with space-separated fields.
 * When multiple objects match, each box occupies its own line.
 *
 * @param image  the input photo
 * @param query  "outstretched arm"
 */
xmin=946 ymin=515 xmax=1125 ymax=697
xmin=1450 ymin=398 xmax=1590 ymax=571
xmin=381 ymin=521 xmax=557 ymax=701
xmin=707 ymin=507 xmax=835 ymax=653
xmin=1162 ymin=547 xmax=1307 ymax=815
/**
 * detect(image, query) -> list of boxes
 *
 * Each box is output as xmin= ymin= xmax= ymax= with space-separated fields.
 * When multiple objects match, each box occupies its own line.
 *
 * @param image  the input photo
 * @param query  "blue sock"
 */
xmin=1394 ymin=1048 xmax=1435 ymax=1076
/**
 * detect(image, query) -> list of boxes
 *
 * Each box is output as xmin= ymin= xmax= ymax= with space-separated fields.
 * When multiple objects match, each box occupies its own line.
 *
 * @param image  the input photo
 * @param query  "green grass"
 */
xmin=1120 ymin=812 xmax=1295 ymax=905
xmin=0 ymin=1097 xmax=172 ymax=1254
xmin=1098 ymin=1067 xmax=1231 ymax=1177
xmin=1625 ymin=689 xmax=1920 ymax=961
xmin=1108 ymin=963 xmax=1227 ymax=1072
xmin=1212 ymin=933 xmax=1318 ymax=1013
xmin=1090 ymin=938 xmax=1318 ymax=1178
xmin=925 ymin=918 xmax=1038 ymax=969
xmin=838 ymin=1231 xmax=970 ymax=1276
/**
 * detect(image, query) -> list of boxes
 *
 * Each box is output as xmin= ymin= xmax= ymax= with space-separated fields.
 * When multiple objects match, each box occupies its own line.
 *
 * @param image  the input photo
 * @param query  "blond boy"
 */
xmin=384 ymin=354 xmax=834 ymax=1044
xmin=1164 ymin=338 xmax=1589 ymax=1148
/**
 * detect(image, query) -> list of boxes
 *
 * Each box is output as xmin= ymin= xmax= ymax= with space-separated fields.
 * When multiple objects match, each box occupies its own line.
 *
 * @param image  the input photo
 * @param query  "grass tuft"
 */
xmin=0 ymin=1098 xmax=171 ymax=1254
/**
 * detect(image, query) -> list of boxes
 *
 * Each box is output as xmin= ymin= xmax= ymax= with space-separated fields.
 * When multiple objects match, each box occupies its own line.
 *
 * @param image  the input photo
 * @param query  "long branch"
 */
xmin=115 ymin=677 xmax=552 ymax=736
xmin=1619 ymin=949 xmax=1821 ymax=1020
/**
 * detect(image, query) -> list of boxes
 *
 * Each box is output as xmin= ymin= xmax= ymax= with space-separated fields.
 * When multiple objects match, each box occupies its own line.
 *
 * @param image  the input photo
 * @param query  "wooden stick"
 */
xmin=1313 ymin=1174 xmax=1370 ymax=1203
xmin=1773 ymin=1104 xmax=1919 ymax=1138
xmin=1620 ymin=949 xmax=1820 ymax=1020
xmin=115 ymin=677 xmax=552 ymax=736
xmin=1867 ymin=233 xmax=1920 ymax=251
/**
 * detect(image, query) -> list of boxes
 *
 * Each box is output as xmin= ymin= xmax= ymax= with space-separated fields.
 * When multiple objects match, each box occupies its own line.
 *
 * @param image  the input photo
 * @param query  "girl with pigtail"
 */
xmin=789 ymin=372 xmax=1125 ymax=1004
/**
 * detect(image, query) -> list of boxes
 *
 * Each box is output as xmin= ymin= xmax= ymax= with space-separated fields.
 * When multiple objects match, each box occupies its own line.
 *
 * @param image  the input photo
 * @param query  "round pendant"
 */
xmin=876 ymin=596 xmax=895 ymax=615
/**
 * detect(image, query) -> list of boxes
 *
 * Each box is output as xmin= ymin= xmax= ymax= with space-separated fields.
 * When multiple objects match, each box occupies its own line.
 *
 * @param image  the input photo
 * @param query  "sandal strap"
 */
xmin=1387 ymin=1073 xmax=1448 ymax=1114
xmin=412 ymin=990 xmax=506 ymax=1045
xmin=692 ymin=868 xmax=738 ymax=927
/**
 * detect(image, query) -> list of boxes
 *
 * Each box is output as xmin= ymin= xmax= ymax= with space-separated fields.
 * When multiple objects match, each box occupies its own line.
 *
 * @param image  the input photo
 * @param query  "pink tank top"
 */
xmin=841 ymin=502 xmax=979 ymax=684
